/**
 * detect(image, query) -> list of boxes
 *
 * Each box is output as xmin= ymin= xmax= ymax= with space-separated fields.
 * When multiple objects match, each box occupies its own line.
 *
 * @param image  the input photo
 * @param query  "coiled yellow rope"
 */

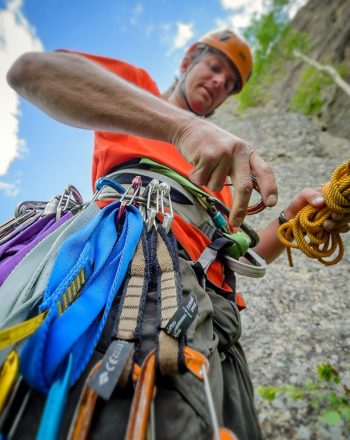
xmin=278 ymin=160 xmax=350 ymax=266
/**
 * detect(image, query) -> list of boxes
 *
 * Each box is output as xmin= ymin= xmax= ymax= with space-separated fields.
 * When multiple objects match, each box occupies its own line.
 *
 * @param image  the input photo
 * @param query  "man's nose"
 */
xmin=212 ymin=74 xmax=225 ymax=91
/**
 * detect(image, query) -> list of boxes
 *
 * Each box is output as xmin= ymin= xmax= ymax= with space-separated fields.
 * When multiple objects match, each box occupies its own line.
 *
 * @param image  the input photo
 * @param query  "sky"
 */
xmin=0 ymin=0 xmax=306 ymax=223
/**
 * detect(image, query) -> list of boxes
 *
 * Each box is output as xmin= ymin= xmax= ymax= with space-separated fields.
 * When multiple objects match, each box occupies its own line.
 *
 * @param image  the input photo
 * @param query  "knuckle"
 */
xmin=236 ymin=179 xmax=253 ymax=193
xmin=220 ymin=146 xmax=232 ymax=160
xmin=237 ymin=144 xmax=250 ymax=157
xmin=232 ymin=139 xmax=248 ymax=154
xmin=258 ymin=163 xmax=274 ymax=175
xmin=201 ymin=148 xmax=216 ymax=162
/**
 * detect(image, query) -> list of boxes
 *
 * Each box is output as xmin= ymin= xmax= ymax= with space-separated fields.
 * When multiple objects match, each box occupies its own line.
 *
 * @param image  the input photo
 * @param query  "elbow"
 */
xmin=7 ymin=51 xmax=41 ymax=93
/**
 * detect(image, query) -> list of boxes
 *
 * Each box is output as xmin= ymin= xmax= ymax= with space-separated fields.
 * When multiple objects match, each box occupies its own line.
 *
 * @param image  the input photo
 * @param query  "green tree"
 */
xmin=236 ymin=0 xmax=308 ymax=110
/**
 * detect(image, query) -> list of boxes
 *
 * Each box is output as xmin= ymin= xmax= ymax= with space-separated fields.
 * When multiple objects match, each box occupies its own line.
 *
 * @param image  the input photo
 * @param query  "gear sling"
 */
xmin=0 ymin=163 xmax=265 ymax=440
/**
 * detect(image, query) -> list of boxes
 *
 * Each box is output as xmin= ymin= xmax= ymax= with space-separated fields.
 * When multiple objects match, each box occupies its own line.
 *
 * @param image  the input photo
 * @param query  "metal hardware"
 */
xmin=224 ymin=175 xmax=266 ymax=215
xmin=145 ymin=180 xmax=160 ymax=232
xmin=89 ymin=177 xmax=126 ymax=205
xmin=159 ymin=182 xmax=174 ymax=234
xmin=207 ymin=196 xmax=260 ymax=247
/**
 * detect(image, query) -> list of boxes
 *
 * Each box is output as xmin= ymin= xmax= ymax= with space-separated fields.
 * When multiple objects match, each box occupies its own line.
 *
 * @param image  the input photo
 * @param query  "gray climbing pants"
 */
xmin=14 ymin=256 xmax=262 ymax=440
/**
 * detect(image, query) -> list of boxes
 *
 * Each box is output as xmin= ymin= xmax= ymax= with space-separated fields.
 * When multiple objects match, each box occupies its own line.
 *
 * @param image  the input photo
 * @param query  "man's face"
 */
xmin=181 ymin=52 xmax=238 ymax=116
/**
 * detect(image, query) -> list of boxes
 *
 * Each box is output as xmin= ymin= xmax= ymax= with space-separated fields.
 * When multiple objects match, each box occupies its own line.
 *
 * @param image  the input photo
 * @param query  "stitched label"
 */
xmin=164 ymin=293 xmax=198 ymax=338
xmin=89 ymin=340 xmax=134 ymax=400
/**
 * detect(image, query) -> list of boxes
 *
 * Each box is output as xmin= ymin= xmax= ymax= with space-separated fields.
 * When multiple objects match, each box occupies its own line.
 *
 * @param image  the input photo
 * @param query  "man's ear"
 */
xmin=180 ymin=56 xmax=191 ymax=73
xmin=180 ymin=44 xmax=197 ymax=73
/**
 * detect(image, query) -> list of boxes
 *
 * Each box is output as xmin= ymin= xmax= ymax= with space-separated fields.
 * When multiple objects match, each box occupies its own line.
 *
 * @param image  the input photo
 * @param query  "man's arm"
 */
xmin=7 ymin=51 xmax=278 ymax=226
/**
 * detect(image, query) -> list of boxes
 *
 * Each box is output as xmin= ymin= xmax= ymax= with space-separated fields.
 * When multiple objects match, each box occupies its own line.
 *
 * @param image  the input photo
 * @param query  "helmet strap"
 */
xmin=179 ymin=73 xmax=200 ymax=116
xmin=177 ymin=46 xmax=217 ymax=118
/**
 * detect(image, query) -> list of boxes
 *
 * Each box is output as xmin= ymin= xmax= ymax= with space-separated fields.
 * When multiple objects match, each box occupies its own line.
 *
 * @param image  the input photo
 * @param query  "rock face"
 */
xmin=270 ymin=0 xmax=350 ymax=138
xmin=210 ymin=97 xmax=350 ymax=438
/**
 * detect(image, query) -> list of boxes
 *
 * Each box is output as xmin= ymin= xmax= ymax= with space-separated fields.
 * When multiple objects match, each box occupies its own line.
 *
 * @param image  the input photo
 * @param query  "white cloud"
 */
xmin=144 ymin=23 xmax=155 ymax=37
xmin=0 ymin=179 xmax=20 ymax=197
xmin=132 ymin=2 xmax=144 ymax=16
xmin=218 ymin=0 xmax=308 ymax=31
xmin=130 ymin=2 xmax=144 ymax=26
xmin=220 ymin=0 xmax=245 ymax=10
xmin=0 ymin=0 xmax=43 ymax=191
xmin=173 ymin=22 xmax=194 ymax=50
xmin=218 ymin=0 xmax=264 ymax=31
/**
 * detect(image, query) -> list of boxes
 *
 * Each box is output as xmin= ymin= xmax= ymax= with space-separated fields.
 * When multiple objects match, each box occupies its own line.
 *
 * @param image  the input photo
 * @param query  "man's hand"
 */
xmin=172 ymin=118 xmax=278 ymax=226
xmin=284 ymin=187 xmax=350 ymax=233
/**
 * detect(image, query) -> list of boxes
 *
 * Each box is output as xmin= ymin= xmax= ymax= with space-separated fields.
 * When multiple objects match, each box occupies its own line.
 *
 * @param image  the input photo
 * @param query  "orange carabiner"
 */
xmin=183 ymin=347 xmax=240 ymax=440
xmin=247 ymin=176 xmax=266 ymax=215
xmin=68 ymin=360 xmax=101 ymax=440
xmin=125 ymin=350 xmax=156 ymax=440
xmin=183 ymin=346 xmax=208 ymax=380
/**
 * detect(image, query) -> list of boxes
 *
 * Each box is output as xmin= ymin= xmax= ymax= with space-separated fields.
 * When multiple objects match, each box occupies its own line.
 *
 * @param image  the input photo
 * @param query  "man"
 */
xmin=6 ymin=29 xmax=347 ymax=439
xmin=7 ymin=30 xmax=278 ymax=227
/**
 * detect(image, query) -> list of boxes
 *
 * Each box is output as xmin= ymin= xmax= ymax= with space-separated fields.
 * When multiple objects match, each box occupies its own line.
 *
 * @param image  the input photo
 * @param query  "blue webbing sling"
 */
xmin=36 ymin=354 xmax=73 ymax=440
xmin=21 ymin=201 xmax=143 ymax=393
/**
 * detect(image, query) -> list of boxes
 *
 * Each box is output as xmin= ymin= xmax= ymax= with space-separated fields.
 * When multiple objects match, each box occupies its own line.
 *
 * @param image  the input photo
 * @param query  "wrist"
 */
xmin=279 ymin=207 xmax=295 ymax=225
xmin=278 ymin=210 xmax=289 ymax=225
xmin=170 ymin=113 xmax=199 ymax=149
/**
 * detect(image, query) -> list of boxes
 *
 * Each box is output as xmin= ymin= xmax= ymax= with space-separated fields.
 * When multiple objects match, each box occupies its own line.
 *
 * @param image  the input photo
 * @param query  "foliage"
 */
xmin=290 ymin=62 xmax=346 ymax=116
xmin=235 ymin=0 xmax=309 ymax=111
xmin=258 ymin=364 xmax=350 ymax=435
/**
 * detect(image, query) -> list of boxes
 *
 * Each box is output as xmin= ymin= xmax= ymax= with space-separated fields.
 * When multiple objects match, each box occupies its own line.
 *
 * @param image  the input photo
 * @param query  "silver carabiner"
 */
xmin=159 ymin=182 xmax=174 ymax=234
xmin=56 ymin=184 xmax=84 ymax=219
xmin=145 ymin=179 xmax=159 ymax=232
xmin=120 ymin=176 xmax=142 ymax=206
xmin=14 ymin=201 xmax=47 ymax=217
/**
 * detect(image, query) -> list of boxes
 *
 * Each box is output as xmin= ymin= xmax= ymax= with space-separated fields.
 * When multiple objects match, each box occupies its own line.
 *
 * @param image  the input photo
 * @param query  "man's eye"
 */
xmin=210 ymin=64 xmax=220 ymax=73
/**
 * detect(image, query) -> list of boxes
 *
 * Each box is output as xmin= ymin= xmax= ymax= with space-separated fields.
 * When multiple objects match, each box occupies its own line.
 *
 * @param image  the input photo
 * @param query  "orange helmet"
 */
xmin=196 ymin=29 xmax=253 ymax=93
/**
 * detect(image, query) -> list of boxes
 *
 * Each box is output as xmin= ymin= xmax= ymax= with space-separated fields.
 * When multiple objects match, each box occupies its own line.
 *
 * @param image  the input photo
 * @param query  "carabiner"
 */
xmin=247 ymin=175 xmax=266 ymax=215
xmin=145 ymin=180 xmax=160 ymax=232
xmin=159 ymin=182 xmax=174 ymax=234
xmin=119 ymin=176 xmax=142 ymax=206
xmin=206 ymin=197 xmax=260 ymax=248
xmin=125 ymin=350 xmax=156 ymax=440
xmin=183 ymin=347 xmax=238 ymax=440
xmin=223 ymin=175 xmax=266 ymax=215
xmin=56 ymin=185 xmax=84 ymax=219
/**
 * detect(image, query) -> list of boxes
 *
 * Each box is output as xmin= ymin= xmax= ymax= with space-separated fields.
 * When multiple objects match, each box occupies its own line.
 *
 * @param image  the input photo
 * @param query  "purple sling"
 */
xmin=0 ymin=212 xmax=72 ymax=286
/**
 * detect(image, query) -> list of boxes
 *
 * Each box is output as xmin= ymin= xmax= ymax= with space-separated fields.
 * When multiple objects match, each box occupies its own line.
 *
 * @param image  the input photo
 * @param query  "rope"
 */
xmin=278 ymin=160 xmax=350 ymax=266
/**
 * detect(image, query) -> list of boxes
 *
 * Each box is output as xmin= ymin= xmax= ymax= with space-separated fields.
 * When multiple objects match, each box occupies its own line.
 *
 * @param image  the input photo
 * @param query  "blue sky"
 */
xmin=0 ymin=0 xmax=305 ymax=223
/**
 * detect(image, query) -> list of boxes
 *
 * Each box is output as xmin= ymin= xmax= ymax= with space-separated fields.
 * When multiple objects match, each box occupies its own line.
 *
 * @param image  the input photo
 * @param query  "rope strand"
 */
xmin=278 ymin=160 xmax=350 ymax=266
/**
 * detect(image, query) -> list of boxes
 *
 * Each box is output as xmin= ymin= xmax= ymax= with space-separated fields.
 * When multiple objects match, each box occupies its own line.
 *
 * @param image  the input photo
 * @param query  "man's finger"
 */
xmin=229 ymin=150 xmax=253 ymax=226
xmin=207 ymin=161 xmax=231 ymax=192
xmin=189 ymin=160 xmax=214 ymax=187
xmin=250 ymin=152 xmax=278 ymax=207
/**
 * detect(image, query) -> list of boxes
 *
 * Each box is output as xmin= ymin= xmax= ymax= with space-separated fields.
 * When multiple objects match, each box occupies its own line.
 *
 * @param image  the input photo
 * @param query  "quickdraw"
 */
xmin=0 ymin=173 xmax=263 ymax=439
xmin=103 ymin=160 xmax=267 ymax=279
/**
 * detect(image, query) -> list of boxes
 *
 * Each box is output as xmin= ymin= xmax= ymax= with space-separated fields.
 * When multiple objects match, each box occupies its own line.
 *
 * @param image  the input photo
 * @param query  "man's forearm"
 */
xmin=7 ymin=51 xmax=278 ymax=226
xmin=254 ymin=220 xmax=286 ymax=264
xmin=7 ymin=51 xmax=194 ymax=143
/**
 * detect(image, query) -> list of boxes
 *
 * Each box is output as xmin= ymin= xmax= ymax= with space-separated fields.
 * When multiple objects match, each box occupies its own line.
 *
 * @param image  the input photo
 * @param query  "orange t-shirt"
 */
xmin=65 ymin=51 xmax=239 ymax=295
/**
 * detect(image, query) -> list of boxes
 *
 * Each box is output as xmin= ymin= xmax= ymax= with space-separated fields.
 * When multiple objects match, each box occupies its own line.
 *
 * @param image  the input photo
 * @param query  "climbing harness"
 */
xmin=102 ymin=158 xmax=267 ymax=280
xmin=0 ymin=166 xmax=265 ymax=439
xmin=278 ymin=160 xmax=350 ymax=266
